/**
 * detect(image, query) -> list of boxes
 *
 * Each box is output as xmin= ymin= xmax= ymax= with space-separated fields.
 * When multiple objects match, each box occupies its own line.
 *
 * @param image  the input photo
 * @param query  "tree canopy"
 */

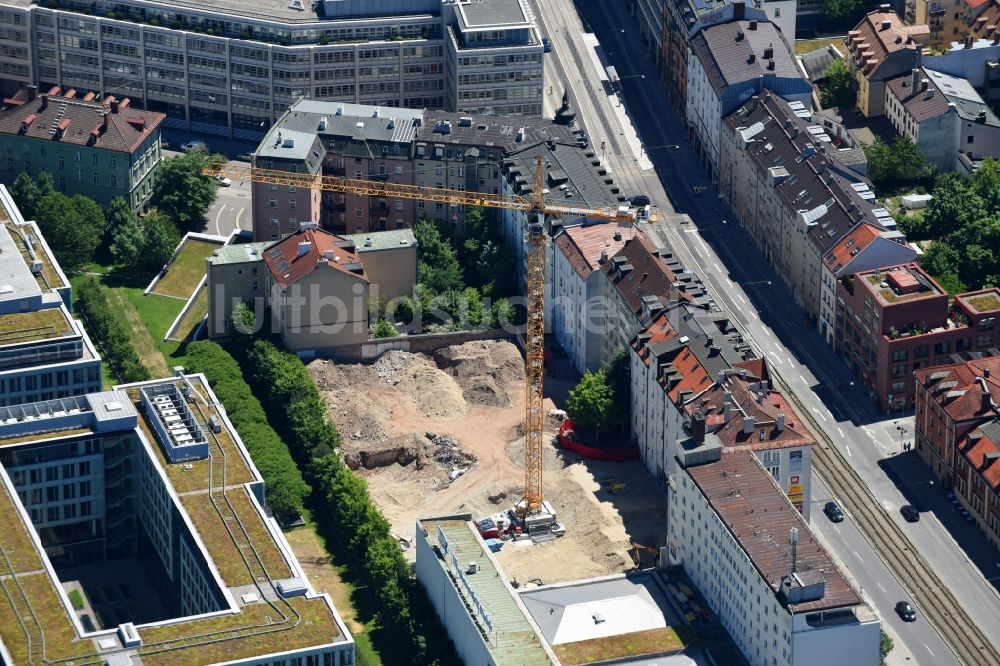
xmin=33 ymin=192 xmax=105 ymax=271
xmin=566 ymin=369 xmax=615 ymax=437
xmin=151 ymin=152 xmax=220 ymax=229
xmin=412 ymin=218 xmax=464 ymax=293
xmin=459 ymin=206 xmax=516 ymax=296
xmin=863 ymin=136 xmax=934 ymax=194
xmin=10 ymin=171 xmax=54 ymax=220
xmin=820 ymin=59 xmax=855 ymax=109
xmin=914 ymin=160 xmax=1000 ymax=291
xmin=823 ymin=0 xmax=863 ymax=19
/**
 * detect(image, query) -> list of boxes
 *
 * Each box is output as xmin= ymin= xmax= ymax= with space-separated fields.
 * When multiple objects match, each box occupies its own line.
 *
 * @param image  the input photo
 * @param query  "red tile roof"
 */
xmin=630 ymin=312 xmax=715 ymax=402
xmin=686 ymin=451 xmax=862 ymax=613
xmin=966 ymin=0 xmax=990 ymax=9
xmin=0 ymin=89 xmax=164 ymax=153
xmin=603 ymin=234 xmax=694 ymax=317
xmin=915 ymin=357 xmax=1000 ymax=423
xmin=823 ymin=222 xmax=881 ymax=274
xmin=553 ymin=221 xmax=631 ymax=279
xmin=263 ymin=228 xmax=367 ymax=289
xmin=961 ymin=422 xmax=1000 ymax=489
xmin=847 ymin=11 xmax=927 ymax=79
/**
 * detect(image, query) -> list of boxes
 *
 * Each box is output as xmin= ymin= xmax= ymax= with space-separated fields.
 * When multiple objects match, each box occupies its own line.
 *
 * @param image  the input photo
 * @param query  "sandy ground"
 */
xmin=309 ymin=341 xmax=668 ymax=585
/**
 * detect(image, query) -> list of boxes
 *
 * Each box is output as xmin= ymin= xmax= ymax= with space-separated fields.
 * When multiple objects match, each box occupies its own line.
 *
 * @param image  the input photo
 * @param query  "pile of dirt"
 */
xmin=343 ymin=432 xmax=435 ymax=471
xmin=310 ymin=360 xmax=390 ymax=442
xmin=434 ymin=340 xmax=524 ymax=407
xmin=392 ymin=357 xmax=468 ymax=418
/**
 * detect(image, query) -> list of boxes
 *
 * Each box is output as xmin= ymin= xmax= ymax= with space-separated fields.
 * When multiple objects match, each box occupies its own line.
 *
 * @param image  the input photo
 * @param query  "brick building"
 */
xmin=914 ymin=354 xmax=1000 ymax=549
xmin=834 ymin=263 xmax=1000 ymax=411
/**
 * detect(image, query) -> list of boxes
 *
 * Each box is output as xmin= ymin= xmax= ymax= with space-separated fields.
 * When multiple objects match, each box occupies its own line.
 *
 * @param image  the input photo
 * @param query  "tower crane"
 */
xmin=203 ymin=159 xmax=641 ymax=522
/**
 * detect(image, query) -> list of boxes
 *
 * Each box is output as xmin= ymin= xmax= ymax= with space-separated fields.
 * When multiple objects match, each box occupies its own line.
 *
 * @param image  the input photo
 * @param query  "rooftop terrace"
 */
xmin=958 ymin=289 xmax=1000 ymax=314
xmin=862 ymin=266 xmax=942 ymax=304
xmin=0 ymin=375 xmax=348 ymax=665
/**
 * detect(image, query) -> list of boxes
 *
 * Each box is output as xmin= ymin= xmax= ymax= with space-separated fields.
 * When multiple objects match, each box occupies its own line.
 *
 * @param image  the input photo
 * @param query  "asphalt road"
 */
xmin=533 ymin=0 xmax=1000 ymax=655
xmin=162 ymin=148 xmax=252 ymax=238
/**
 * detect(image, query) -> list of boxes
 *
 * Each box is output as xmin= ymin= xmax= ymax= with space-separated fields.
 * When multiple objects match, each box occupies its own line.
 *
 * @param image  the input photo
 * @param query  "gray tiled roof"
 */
xmin=691 ymin=20 xmax=799 ymax=95
xmin=648 ymin=303 xmax=751 ymax=381
xmin=457 ymin=0 xmax=530 ymax=28
xmin=799 ymin=45 xmax=841 ymax=82
xmin=503 ymin=140 xmax=626 ymax=212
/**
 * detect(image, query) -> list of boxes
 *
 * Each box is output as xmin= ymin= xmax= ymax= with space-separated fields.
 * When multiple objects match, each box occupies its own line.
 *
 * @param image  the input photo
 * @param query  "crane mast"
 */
xmin=204 ymin=157 xmax=643 ymax=525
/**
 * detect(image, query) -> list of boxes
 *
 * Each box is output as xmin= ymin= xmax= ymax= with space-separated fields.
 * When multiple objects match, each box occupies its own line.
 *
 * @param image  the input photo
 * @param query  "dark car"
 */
xmin=542 ymin=38 xmax=552 ymax=53
xmin=824 ymin=501 xmax=844 ymax=523
xmin=630 ymin=194 xmax=650 ymax=207
xmin=895 ymin=601 xmax=917 ymax=622
xmin=900 ymin=504 xmax=920 ymax=522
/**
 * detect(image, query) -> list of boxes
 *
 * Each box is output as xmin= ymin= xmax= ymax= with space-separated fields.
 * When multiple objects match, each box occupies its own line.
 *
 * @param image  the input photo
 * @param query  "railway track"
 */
xmin=781 ymin=380 xmax=1000 ymax=666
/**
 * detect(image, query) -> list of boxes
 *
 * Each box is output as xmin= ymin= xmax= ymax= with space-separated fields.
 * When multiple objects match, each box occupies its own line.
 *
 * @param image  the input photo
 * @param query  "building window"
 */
xmin=92 ymin=154 xmax=99 ymax=165
xmin=252 ymin=281 xmax=259 ymax=290
xmin=968 ymin=135 xmax=975 ymax=144
xmin=978 ymin=332 xmax=994 ymax=346
xmin=93 ymin=174 xmax=100 ymax=185
xmin=80 ymin=501 xmax=91 ymax=516
xmin=47 ymin=507 xmax=59 ymax=522
xmin=269 ymin=199 xmax=277 ymax=208
xmin=891 ymin=350 xmax=908 ymax=362
xmin=288 ymin=200 xmax=296 ymax=210
xmin=355 ymin=207 xmax=363 ymax=217
xmin=270 ymin=218 xmax=279 ymax=228
xmin=58 ymin=156 xmax=65 ymax=169
xmin=110 ymin=175 xmax=117 ymax=187
xmin=934 ymin=341 xmax=951 ymax=355
xmin=891 ymin=380 xmax=907 ymax=393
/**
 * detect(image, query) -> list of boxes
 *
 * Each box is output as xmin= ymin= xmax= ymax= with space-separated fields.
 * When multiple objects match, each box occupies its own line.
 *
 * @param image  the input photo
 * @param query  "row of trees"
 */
xmin=75 ymin=278 xmax=150 ymax=383
xmin=899 ymin=159 xmax=1000 ymax=292
xmin=9 ymin=151 xmax=219 ymax=274
xmin=185 ymin=341 xmax=310 ymax=519
xmin=225 ymin=338 xmax=458 ymax=664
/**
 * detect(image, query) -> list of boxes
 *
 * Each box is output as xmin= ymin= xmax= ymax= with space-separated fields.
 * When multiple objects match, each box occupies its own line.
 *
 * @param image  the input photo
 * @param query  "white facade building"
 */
xmin=671 ymin=450 xmax=881 ymax=666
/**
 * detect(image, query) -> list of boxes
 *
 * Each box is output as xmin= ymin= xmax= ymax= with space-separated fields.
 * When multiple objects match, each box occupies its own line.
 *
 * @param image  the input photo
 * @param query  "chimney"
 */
xmin=613 ymin=231 xmax=623 ymax=241
xmin=921 ymin=78 xmax=929 ymax=92
xmin=749 ymin=20 xmax=758 ymax=30
xmin=724 ymin=394 xmax=732 ymax=422
xmin=764 ymin=44 xmax=774 ymax=59
xmin=600 ymin=240 xmax=610 ymax=263
xmin=790 ymin=527 xmax=799 ymax=574
xmin=978 ymin=376 xmax=992 ymax=412
xmin=297 ymin=241 xmax=312 ymax=257
xmin=26 ymin=85 xmax=37 ymax=101
xmin=110 ymin=99 xmax=120 ymax=114
xmin=736 ymin=28 xmax=745 ymax=41
xmin=733 ymin=0 xmax=745 ymax=20
xmin=691 ymin=410 xmax=706 ymax=444
xmin=880 ymin=19 xmax=891 ymax=31
xmin=911 ymin=68 xmax=920 ymax=92
xmin=324 ymin=249 xmax=335 ymax=261
xmin=39 ymin=94 xmax=48 ymax=112
xmin=776 ymin=412 xmax=785 ymax=431
xmin=743 ymin=416 xmax=756 ymax=434
xmin=985 ymin=368 xmax=991 ymax=379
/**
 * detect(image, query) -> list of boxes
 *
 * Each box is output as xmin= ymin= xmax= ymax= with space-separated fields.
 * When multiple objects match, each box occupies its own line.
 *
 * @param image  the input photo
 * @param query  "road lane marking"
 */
xmin=845 ymin=446 xmax=851 ymax=458
xmin=235 ymin=206 xmax=245 ymax=230
xmin=853 ymin=551 xmax=863 ymax=563
xmin=798 ymin=373 xmax=807 ymax=385
xmin=877 ymin=582 xmax=886 ymax=593
xmin=713 ymin=262 xmax=722 ymax=272
xmin=924 ymin=645 xmax=934 ymax=656
xmin=214 ymin=205 xmax=225 ymax=237
xmin=838 ymin=427 xmax=845 ymax=438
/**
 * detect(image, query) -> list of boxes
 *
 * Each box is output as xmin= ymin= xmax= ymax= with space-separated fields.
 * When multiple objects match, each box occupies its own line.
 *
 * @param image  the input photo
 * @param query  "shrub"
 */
xmin=76 ymin=278 xmax=150 ymax=383
xmin=184 ymin=341 xmax=309 ymax=519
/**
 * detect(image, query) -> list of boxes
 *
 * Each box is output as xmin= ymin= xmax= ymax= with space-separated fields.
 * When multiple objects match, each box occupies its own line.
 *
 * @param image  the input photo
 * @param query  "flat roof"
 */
xmin=858 ymin=264 xmax=943 ymax=304
xmin=419 ymin=516 xmax=551 ymax=665
xmin=0 ymin=306 xmax=73 ymax=347
xmin=1 ymin=185 xmax=70 ymax=295
xmin=344 ymin=228 xmax=416 ymax=251
xmin=207 ymin=242 xmax=270 ymax=267
xmin=0 ymin=375 xmax=348 ymax=665
xmin=0 ymin=219 xmax=43 ymax=305
xmin=685 ymin=451 xmax=862 ymax=613
xmin=456 ymin=0 xmax=530 ymax=30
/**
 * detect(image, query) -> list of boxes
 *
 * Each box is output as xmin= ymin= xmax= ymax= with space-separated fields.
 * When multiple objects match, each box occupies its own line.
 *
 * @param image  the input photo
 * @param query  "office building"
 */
xmin=0 ymin=373 xmax=354 ymax=665
xmin=0 ymin=86 xmax=163 ymax=210
xmin=0 ymin=0 xmax=542 ymax=141
xmin=0 ymin=184 xmax=102 ymax=407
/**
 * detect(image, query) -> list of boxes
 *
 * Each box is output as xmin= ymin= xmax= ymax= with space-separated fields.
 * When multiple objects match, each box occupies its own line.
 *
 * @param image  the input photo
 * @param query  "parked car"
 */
xmin=236 ymin=152 xmax=255 ymax=161
xmin=476 ymin=518 xmax=500 ymax=540
xmin=216 ymin=175 xmax=232 ymax=187
xmin=630 ymin=194 xmax=650 ymax=207
xmin=159 ymin=139 xmax=171 ymax=149
xmin=895 ymin=601 xmax=917 ymax=622
xmin=823 ymin=501 xmax=844 ymax=523
xmin=542 ymin=38 xmax=553 ymax=53
xmin=181 ymin=140 xmax=208 ymax=153
xmin=900 ymin=504 xmax=920 ymax=522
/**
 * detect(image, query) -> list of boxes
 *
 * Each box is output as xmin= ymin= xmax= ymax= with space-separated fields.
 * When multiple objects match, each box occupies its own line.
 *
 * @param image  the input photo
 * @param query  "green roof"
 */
xmin=0 ymin=307 xmax=73 ymax=346
xmin=420 ymin=517 xmax=552 ymax=665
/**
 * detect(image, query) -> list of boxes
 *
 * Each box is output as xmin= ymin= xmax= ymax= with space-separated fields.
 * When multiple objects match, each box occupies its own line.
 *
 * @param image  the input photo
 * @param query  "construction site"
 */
xmin=309 ymin=339 xmax=668 ymax=584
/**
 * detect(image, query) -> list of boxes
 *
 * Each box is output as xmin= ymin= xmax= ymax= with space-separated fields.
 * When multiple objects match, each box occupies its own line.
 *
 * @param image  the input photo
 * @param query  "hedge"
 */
xmin=184 ymin=341 xmax=309 ymax=519
xmin=240 ymin=340 xmax=458 ymax=665
xmin=76 ymin=277 xmax=149 ymax=383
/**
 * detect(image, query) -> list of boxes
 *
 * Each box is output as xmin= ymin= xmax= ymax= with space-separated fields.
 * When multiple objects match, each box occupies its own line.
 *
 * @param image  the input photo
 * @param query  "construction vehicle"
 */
xmin=203 ymin=158 xmax=645 ymax=532
xmin=629 ymin=542 xmax=661 ymax=568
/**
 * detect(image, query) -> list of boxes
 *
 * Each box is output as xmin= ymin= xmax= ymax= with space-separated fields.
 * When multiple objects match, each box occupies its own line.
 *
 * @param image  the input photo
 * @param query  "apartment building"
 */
xmin=906 ymin=0 xmax=963 ymax=45
xmin=915 ymin=353 xmax=1000 ymax=549
xmin=663 ymin=0 xmax=770 ymax=108
xmin=629 ymin=302 xmax=755 ymax=484
xmin=686 ymin=19 xmax=810 ymax=176
xmin=0 ymin=86 xmax=163 ymax=210
xmin=598 ymin=229 xmax=704 ymax=367
xmin=441 ymin=0 xmax=544 ymax=116
xmin=844 ymin=9 xmax=929 ymax=117
xmin=671 ymin=449 xmax=881 ymax=666
xmin=0 ymin=0 xmax=542 ymax=141
xmin=252 ymin=98 xmax=575 ymax=239
xmin=719 ymin=91 xmax=898 ymax=322
xmin=0 ymin=185 xmax=102 ymax=407
xmin=819 ymin=221 xmax=916 ymax=346
xmin=550 ymin=220 xmax=629 ymax=374
xmin=0 ymin=374 xmax=355 ymax=665
xmin=921 ymin=36 xmax=1000 ymax=89
xmin=834 ymin=264 xmax=1000 ymax=411
xmin=966 ymin=0 xmax=1000 ymax=42
xmin=207 ymin=225 xmax=416 ymax=344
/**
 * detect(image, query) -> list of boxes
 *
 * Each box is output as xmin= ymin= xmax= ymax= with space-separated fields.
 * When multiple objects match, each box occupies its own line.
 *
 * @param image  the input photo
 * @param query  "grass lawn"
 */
xmin=169 ymin=285 xmax=208 ymax=341
xmin=794 ymin=36 xmax=845 ymax=56
xmin=554 ymin=626 xmax=695 ymax=665
xmin=152 ymin=239 xmax=218 ymax=299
